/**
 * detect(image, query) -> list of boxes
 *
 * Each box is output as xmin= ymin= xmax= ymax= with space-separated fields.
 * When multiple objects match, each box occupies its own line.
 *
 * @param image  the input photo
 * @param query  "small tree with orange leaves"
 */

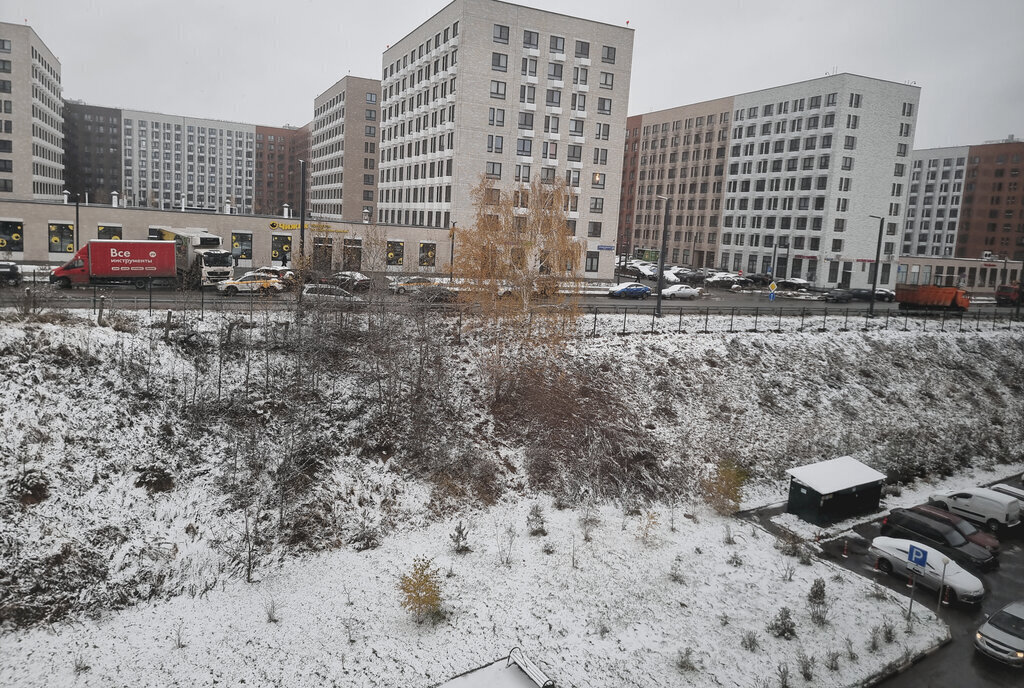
xmin=455 ymin=175 xmax=585 ymax=395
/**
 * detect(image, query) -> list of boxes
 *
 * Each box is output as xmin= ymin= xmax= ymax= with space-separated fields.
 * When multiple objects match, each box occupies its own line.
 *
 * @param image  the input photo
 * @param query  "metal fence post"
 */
xmin=621 ymin=308 xmax=627 ymax=335
xmin=941 ymin=308 xmax=946 ymax=332
xmin=729 ymin=307 xmax=735 ymax=333
xmin=753 ymin=306 xmax=759 ymax=332
xmin=678 ymin=308 xmax=683 ymax=333
xmin=776 ymin=307 xmax=782 ymax=332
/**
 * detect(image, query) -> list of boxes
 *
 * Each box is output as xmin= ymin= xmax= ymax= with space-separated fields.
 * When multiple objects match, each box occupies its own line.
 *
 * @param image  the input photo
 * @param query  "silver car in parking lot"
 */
xmin=975 ymin=600 xmax=1024 ymax=666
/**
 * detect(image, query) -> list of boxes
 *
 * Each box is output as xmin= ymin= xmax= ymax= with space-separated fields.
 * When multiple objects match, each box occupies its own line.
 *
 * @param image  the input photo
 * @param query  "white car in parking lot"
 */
xmin=867 ymin=536 xmax=985 ymax=604
xmin=662 ymin=284 xmax=703 ymax=300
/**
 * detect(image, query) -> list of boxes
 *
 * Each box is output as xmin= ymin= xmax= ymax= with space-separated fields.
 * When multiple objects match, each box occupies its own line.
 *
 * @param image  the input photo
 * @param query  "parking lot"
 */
xmin=818 ymin=483 xmax=1024 ymax=687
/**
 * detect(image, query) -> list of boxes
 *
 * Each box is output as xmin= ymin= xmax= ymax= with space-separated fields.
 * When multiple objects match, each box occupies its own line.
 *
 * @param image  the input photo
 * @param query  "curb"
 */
xmin=854 ymin=628 xmax=953 ymax=687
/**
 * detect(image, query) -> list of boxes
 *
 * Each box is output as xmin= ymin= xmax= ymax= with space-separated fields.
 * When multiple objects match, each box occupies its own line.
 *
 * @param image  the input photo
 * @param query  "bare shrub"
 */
xmin=867 ymin=626 xmax=881 ymax=653
xmin=726 ymin=552 xmax=744 ymax=567
xmin=723 ymin=523 xmax=736 ymax=545
xmin=636 ymin=510 xmax=659 ymax=544
xmin=579 ymin=503 xmax=601 ymax=542
xmin=741 ymin=630 xmax=759 ymax=652
xmin=796 ymin=650 xmax=814 ymax=680
xmin=496 ymin=522 xmax=517 ymax=567
xmin=779 ymin=561 xmax=796 ymax=582
xmin=669 ymin=555 xmax=686 ymax=584
xmin=776 ymin=662 xmax=790 ymax=688
xmin=134 ymin=459 xmax=175 ymax=493
xmin=825 ymin=650 xmax=840 ymax=671
xmin=173 ymin=621 xmax=186 ymax=649
xmin=845 ymin=637 xmax=859 ymax=662
xmin=882 ymin=618 xmax=897 ymax=644
xmin=264 ymin=595 xmax=280 ymax=623
xmin=73 ymin=653 xmax=90 ymax=675
xmin=675 ymin=647 xmax=698 ymax=672
xmin=807 ymin=577 xmax=826 ymax=605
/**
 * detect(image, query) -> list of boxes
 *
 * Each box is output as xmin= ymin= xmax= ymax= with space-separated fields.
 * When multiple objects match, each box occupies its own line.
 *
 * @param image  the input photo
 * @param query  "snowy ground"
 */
xmin=0 ymin=501 xmax=948 ymax=688
xmin=2 ymin=307 xmax=1020 ymax=687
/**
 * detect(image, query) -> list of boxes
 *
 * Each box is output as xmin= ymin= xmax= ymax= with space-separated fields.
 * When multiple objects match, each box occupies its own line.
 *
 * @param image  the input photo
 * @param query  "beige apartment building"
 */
xmin=310 ymin=75 xmax=381 ymax=223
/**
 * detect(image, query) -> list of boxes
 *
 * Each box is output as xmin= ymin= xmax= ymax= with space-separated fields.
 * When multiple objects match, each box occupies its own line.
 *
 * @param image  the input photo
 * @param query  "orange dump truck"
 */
xmin=895 ymin=284 xmax=970 ymax=311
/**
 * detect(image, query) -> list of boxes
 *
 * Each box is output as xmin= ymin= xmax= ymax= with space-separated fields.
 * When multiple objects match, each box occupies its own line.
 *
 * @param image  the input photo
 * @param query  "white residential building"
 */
xmin=903 ymin=146 xmax=968 ymax=257
xmin=377 ymin=0 xmax=634 ymax=280
xmin=625 ymin=73 xmax=921 ymax=290
xmin=120 ymin=110 xmax=255 ymax=213
xmin=0 ymin=22 xmax=63 ymax=201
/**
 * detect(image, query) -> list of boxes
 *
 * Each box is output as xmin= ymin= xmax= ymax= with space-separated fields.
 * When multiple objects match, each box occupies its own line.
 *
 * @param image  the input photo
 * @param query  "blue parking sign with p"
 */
xmin=908 ymin=545 xmax=927 ymax=567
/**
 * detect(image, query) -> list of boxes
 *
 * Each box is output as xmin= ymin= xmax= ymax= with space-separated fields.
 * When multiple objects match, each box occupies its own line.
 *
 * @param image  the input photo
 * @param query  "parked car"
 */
xmin=880 ymin=508 xmax=998 ymax=571
xmin=412 ymin=285 xmax=458 ymax=303
xmin=0 ymin=261 xmax=21 ymax=287
xmin=975 ymin=600 xmax=1024 ymax=666
xmin=704 ymin=274 xmax=752 ymax=289
xmin=246 ymin=266 xmax=296 ymax=284
xmin=301 ymin=283 xmax=364 ymax=305
xmin=321 ymin=271 xmax=372 ymax=293
xmin=662 ymin=284 xmax=703 ymax=300
xmin=928 ymin=487 xmax=1022 ymax=532
xmin=608 ymin=282 xmax=651 ymax=299
xmin=991 ymin=483 xmax=1024 ymax=502
xmin=388 ymin=276 xmax=436 ymax=294
xmin=907 ymin=504 xmax=1000 ymax=556
xmin=615 ymin=265 xmax=644 ymax=279
xmin=216 ymin=275 xmax=285 ymax=296
xmin=777 ymin=277 xmax=811 ymax=290
xmin=867 ymin=536 xmax=985 ymax=605
xmin=824 ymin=288 xmax=853 ymax=303
xmin=875 ymin=288 xmax=896 ymax=302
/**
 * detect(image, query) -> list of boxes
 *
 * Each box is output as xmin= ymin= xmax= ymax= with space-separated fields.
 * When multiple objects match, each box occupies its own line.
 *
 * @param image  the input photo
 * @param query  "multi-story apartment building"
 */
xmin=62 ymin=101 xmax=123 ymax=203
xmin=119 ymin=110 xmax=256 ymax=212
xmin=254 ymin=124 xmax=308 ymax=216
xmin=621 ymin=73 xmax=920 ymax=289
xmin=0 ymin=22 xmax=63 ymax=201
xmin=310 ymin=75 xmax=381 ymax=222
xmin=378 ymin=0 xmax=633 ymax=280
xmin=957 ymin=136 xmax=1024 ymax=261
xmin=903 ymin=146 xmax=968 ymax=257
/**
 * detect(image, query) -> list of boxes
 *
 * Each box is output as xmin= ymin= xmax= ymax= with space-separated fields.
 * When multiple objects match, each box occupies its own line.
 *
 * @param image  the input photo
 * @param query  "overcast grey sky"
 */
xmin=4 ymin=0 xmax=1022 ymax=148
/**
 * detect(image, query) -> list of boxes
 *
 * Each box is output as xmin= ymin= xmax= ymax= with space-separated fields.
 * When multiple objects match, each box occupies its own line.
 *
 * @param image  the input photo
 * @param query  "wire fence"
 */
xmin=2 ymin=282 xmax=1021 ymax=338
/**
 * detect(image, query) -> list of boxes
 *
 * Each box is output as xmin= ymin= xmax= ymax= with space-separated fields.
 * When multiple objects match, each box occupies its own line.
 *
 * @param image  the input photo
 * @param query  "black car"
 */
xmin=824 ymin=288 xmax=852 ymax=303
xmin=320 ymin=271 xmax=372 ymax=293
xmin=0 ymin=261 xmax=21 ymax=287
xmin=880 ymin=508 xmax=998 ymax=572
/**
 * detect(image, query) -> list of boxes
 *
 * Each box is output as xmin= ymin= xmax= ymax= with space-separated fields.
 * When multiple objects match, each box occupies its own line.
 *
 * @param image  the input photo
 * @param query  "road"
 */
xmin=817 ymin=483 xmax=1024 ymax=687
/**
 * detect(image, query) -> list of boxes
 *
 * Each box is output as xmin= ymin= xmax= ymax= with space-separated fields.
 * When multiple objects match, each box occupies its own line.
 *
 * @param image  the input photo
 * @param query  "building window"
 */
xmin=487 ymin=135 xmax=504 ymax=153
xmin=588 ymin=221 xmax=602 ymax=237
xmin=575 ymin=41 xmax=590 ymax=58
xmin=523 ymin=30 xmax=539 ymax=49
xmin=490 ymin=80 xmax=506 ymax=99
xmin=585 ymin=251 xmax=600 ymax=272
xmin=545 ymin=89 xmax=561 ymax=107
xmin=365 ymin=125 xmax=376 ymax=136
xmin=491 ymin=52 xmax=508 ymax=72
xmin=597 ymin=98 xmax=611 ymax=114
xmin=517 ymin=138 xmax=532 ymax=156
xmin=493 ymin=24 xmax=509 ymax=44
xmin=386 ymin=241 xmax=405 ymax=266
xmin=419 ymin=242 xmax=436 ymax=267
xmin=599 ymin=72 xmax=614 ymax=89
xmin=365 ymin=109 xmax=376 ymax=121
xmin=48 ymin=223 xmax=75 ymax=254
xmin=363 ymin=174 xmax=374 ymax=185
xmin=489 ymin=107 xmax=506 ymax=126
xmin=550 ymin=36 xmax=565 ymax=53
xmin=590 ymin=197 xmax=604 ymax=213
xmin=601 ymin=45 xmax=616 ymax=63
xmin=591 ymin=172 xmax=606 ymax=189
xmin=485 ymin=162 xmax=502 ymax=179
xmin=547 ymin=62 xmax=563 ymax=81
xmin=517 ymin=111 xmax=533 ymax=129
xmin=366 ymin=92 xmax=377 ymax=103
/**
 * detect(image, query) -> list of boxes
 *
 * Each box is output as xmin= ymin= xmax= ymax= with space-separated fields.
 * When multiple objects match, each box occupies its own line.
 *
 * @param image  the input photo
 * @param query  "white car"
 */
xmin=662 ymin=284 xmax=703 ymax=300
xmin=216 ymin=275 xmax=285 ymax=295
xmin=867 ymin=536 xmax=985 ymax=604
xmin=301 ymin=283 xmax=364 ymax=304
xmin=929 ymin=487 xmax=1022 ymax=532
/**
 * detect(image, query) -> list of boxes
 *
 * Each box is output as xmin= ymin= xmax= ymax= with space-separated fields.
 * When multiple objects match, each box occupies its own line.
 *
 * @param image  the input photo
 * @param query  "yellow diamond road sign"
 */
xmin=769 ymin=281 xmax=778 ymax=292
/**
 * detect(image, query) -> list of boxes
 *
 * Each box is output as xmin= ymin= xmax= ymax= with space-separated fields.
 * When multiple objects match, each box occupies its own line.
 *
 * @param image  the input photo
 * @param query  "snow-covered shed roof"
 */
xmin=438 ymin=660 xmax=540 ymax=688
xmin=786 ymin=456 xmax=886 ymax=494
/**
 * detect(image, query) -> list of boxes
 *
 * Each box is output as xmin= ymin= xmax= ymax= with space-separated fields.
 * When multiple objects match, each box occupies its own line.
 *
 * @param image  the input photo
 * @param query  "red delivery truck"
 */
xmin=50 ymin=240 xmax=177 ymax=289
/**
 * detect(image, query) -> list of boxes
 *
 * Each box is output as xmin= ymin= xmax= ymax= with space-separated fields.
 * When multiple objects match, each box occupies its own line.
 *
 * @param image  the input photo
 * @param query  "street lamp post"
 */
xmin=655 ymin=195 xmax=671 ymax=317
xmin=298 ymin=159 xmax=307 ymax=277
xmin=936 ymin=556 xmax=949 ymax=612
xmin=867 ymin=214 xmax=886 ymax=317
xmin=449 ymin=220 xmax=456 ymax=283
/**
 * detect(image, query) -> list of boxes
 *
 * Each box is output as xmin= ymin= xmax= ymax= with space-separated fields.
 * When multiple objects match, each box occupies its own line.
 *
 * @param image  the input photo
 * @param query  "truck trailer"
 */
xmin=150 ymin=227 xmax=233 ymax=287
xmin=50 ymin=240 xmax=176 ymax=289
xmin=895 ymin=283 xmax=970 ymax=311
